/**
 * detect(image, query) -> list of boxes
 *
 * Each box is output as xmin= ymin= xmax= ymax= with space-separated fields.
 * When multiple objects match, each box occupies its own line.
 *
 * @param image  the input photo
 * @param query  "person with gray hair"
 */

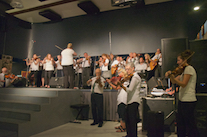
xmin=61 ymin=43 xmax=77 ymax=88
xmin=119 ymin=62 xmax=141 ymax=137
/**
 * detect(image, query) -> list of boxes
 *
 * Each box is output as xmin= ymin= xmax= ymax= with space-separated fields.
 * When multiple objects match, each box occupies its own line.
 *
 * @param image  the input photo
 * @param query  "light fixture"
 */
xmin=10 ymin=0 xmax=24 ymax=9
xmin=194 ymin=6 xmax=200 ymax=11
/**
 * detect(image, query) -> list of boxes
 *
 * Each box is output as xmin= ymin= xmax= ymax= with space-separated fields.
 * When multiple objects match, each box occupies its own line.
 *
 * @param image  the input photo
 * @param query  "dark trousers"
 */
xmin=28 ymin=71 xmax=38 ymax=86
xmin=177 ymin=101 xmax=200 ymax=137
xmin=75 ymin=73 xmax=82 ymax=88
xmin=82 ymin=67 xmax=91 ymax=88
xmin=44 ymin=70 xmax=53 ymax=85
xmin=154 ymin=65 xmax=161 ymax=78
xmin=126 ymin=102 xmax=139 ymax=137
xmin=91 ymin=93 xmax=103 ymax=124
xmin=63 ymin=65 xmax=74 ymax=88
xmin=57 ymin=69 xmax=63 ymax=77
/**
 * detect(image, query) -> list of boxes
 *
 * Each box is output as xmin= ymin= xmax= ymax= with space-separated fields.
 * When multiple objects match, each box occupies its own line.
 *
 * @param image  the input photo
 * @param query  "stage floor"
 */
xmin=31 ymin=120 xmax=177 ymax=137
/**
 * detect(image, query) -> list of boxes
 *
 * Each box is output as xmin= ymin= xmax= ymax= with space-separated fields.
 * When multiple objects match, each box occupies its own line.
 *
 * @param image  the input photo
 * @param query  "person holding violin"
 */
xmin=106 ymin=68 xmax=128 ymax=132
xmin=0 ymin=67 xmax=12 ymax=87
xmin=78 ymin=52 xmax=91 ymax=89
xmin=118 ymin=62 xmax=141 ymax=137
xmin=165 ymin=50 xmax=199 ymax=137
xmin=42 ymin=54 xmax=55 ymax=88
xmin=100 ymin=53 xmax=111 ymax=88
xmin=126 ymin=52 xmax=134 ymax=64
xmin=55 ymin=55 xmax=63 ymax=77
xmin=25 ymin=54 xmax=40 ymax=87
xmin=87 ymin=68 xmax=105 ymax=127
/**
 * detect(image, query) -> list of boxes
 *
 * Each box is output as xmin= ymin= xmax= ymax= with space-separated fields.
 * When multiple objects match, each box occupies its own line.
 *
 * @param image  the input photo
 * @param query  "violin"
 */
xmin=5 ymin=74 xmax=15 ymax=79
xmin=170 ymin=65 xmax=186 ymax=76
xmin=110 ymin=76 xmax=122 ymax=84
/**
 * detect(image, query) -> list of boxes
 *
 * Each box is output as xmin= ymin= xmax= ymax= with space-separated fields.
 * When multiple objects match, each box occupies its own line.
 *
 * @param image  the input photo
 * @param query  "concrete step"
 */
xmin=0 ymin=108 xmax=32 ymax=121
xmin=0 ymin=88 xmax=58 ymax=97
xmin=0 ymin=94 xmax=51 ymax=104
xmin=0 ymin=129 xmax=17 ymax=137
xmin=0 ymin=117 xmax=27 ymax=132
xmin=0 ymin=100 xmax=41 ymax=112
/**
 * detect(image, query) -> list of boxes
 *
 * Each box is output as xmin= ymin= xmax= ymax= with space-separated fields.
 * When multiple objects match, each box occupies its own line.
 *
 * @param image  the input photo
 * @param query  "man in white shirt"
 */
xmin=78 ymin=52 xmax=91 ymax=89
xmin=0 ymin=67 xmax=11 ymax=87
xmin=87 ymin=68 xmax=105 ymax=127
xmin=61 ymin=43 xmax=77 ymax=88
xmin=135 ymin=57 xmax=147 ymax=73
xmin=151 ymin=48 xmax=162 ymax=78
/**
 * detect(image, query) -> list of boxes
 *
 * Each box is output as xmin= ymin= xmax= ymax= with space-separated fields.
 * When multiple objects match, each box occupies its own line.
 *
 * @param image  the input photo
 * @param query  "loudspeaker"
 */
xmin=161 ymin=38 xmax=188 ymax=78
xmin=49 ymin=77 xmax=64 ymax=88
xmin=189 ymin=39 xmax=207 ymax=93
xmin=78 ymin=1 xmax=100 ymax=15
xmin=111 ymin=0 xmax=143 ymax=7
xmin=147 ymin=111 xmax=164 ymax=137
xmin=0 ymin=15 xmax=6 ymax=32
xmin=142 ymin=98 xmax=175 ymax=132
xmin=39 ymin=10 xmax=62 ymax=21
xmin=195 ymin=94 xmax=207 ymax=137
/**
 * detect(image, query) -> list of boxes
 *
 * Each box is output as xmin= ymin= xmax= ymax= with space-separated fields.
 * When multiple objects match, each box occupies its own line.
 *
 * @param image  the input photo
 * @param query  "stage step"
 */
xmin=0 ymin=108 xmax=32 ymax=121
xmin=0 ymin=117 xmax=26 ymax=131
xmin=0 ymin=88 xmax=58 ymax=97
xmin=0 ymin=129 xmax=17 ymax=137
xmin=0 ymin=94 xmax=51 ymax=104
xmin=0 ymin=88 xmax=81 ymax=137
xmin=0 ymin=100 xmax=41 ymax=112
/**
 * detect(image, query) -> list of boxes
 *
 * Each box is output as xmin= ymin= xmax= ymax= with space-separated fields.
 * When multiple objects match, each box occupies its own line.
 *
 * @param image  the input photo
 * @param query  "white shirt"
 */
xmin=88 ymin=76 xmax=105 ymax=94
xmin=111 ymin=60 xmax=119 ymax=67
xmin=135 ymin=63 xmax=147 ymax=73
xmin=61 ymin=48 xmax=74 ymax=66
xmin=82 ymin=58 xmax=91 ymax=68
xmin=117 ymin=81 xmax=129 ymax=105
xmin=125 ymin=72 xmax=141 ymax=104
xmin=0 ymin=73 xmax=11 ymax=87
xmin=179 ymin=66 xmax=197 ymax=102
xmin=127 ymin=58 xmax=135 ymax=63
xmin=55 ymin=60 xmax=63 ymax=70
xmin=151 ymin=53 xmax=162 ymax=66
xmin=30 ymin=61 xmax=39 ymax=71
xmin=101 ymin=59 xmax=109 ymax=71
xmin=45 ymin=60 xmax=54 ymax=71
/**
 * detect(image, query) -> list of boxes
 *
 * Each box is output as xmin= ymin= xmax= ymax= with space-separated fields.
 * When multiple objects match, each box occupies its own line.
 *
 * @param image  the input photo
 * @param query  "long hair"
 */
xmin=178 ymin=50 xmax=194 ymax=64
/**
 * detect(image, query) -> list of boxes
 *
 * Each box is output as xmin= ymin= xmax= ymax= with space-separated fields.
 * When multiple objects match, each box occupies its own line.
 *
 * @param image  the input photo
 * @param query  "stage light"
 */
xmin=194 ymin=6 xmax=200 ymax=11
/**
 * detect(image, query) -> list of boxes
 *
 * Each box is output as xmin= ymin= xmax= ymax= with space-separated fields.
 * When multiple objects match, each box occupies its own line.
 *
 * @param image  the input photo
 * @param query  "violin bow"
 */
xmin=55 ymin=45 xmax=63 ymax=51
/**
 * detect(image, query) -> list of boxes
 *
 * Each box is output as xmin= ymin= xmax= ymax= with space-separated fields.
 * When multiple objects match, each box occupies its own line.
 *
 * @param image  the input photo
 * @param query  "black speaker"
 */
xmin=49 ymin=77 xmax=64 ymax=88
xmin=147 ymin=111 xmax=164 ymax=137
xmin=78 ymin=1 xmax=100 ymax=15
xmin=189 ymin=39 xmax=207 ymax=93
xmin=12 ymin=78 xmax=26 ymax=87
xmin=142 ymin=97 xmax=175 ymax=132
xmin=111 ymin=0 xmax=143 ymax=7
xmin=0 ymin=15 xmax=6 ymax=32
xmin=161 ymin=38 xmax=188 ymax=77
xmin=39 ymin=10 xmax=62 ymax=21
xmin=195 ymin=94 xmax=207 ymax=137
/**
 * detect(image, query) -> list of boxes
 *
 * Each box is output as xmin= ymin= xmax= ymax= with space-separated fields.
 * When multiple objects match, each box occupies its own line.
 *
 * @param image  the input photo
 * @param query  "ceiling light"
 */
xmin=194 ymin=6 xmax=200 ymax=11
xmin=10 ymin=0 xmax=24 ymax=9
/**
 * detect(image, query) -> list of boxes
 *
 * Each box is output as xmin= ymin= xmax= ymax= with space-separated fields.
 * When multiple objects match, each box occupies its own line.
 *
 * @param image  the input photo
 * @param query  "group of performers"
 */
xmin=0 ymin=42 xmax=199 ymax=137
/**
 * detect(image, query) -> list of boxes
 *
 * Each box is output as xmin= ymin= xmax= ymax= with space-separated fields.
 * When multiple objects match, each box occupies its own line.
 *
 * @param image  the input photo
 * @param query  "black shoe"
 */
xmin=90 ymin=122 xmax=98 ymax=126
xmin=98 ymin=123 xmax=103 ymax=127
